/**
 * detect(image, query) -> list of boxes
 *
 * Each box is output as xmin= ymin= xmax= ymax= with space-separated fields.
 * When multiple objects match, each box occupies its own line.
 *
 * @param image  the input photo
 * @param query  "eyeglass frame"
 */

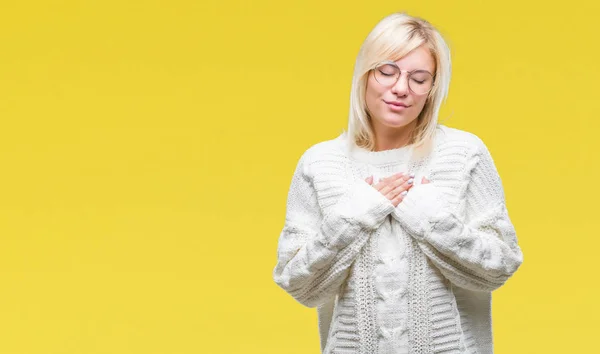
xmin=370 ymin=60 xmax=436 ymax=96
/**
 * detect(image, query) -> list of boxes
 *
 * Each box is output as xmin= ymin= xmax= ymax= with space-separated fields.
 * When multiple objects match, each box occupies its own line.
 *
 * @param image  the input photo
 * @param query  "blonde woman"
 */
xmin=273 ymin=12 xmax=523 ymax=354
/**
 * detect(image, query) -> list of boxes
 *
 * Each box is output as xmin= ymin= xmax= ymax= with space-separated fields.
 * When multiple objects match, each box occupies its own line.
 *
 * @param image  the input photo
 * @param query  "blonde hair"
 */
xmin=346 ymin=12 xmax=452 ymax=160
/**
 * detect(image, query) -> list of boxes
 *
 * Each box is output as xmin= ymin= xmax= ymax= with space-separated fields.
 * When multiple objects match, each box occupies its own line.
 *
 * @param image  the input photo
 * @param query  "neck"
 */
xmin=372 ymin=119 xmax=417 ymax=151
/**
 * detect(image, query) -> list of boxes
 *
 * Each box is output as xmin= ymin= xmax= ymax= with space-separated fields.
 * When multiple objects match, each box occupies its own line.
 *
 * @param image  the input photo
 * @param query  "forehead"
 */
xmin=390 ymin=46 xmax=435 ymax=72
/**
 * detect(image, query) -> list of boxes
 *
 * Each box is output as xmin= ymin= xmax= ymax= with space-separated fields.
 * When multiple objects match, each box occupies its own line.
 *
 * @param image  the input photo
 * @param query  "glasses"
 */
xmin=372 ymin=61 xmax=435 ymax=95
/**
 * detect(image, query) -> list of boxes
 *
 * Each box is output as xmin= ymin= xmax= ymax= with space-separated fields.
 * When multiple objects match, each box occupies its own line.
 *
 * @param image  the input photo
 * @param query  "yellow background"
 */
xmin=0 ymin=0 xmax=598 ymax=353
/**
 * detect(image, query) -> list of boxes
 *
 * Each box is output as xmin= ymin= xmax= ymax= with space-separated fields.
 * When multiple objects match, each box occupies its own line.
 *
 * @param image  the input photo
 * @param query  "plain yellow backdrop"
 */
xmin=0 ymin=0 xmax=598 ymax=353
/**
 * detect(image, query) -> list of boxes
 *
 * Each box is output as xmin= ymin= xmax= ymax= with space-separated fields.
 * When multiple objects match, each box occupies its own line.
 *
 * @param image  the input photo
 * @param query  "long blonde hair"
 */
xmin=346 ymin=12 xmax=452 ymax=159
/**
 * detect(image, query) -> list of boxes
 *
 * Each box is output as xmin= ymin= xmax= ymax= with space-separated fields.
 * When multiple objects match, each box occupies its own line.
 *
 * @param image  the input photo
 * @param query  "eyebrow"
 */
xmin=379 ymin=61 xmax=435 ymax=75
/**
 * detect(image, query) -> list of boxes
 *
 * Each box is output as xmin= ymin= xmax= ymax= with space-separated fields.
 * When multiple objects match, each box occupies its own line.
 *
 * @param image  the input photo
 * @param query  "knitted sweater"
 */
xmin=272 ymin=124 xmax=524 ymax=354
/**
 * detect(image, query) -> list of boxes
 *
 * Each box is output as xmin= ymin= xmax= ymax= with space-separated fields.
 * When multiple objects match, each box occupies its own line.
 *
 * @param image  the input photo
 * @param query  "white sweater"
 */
xmin=272 ymin=124 xmax=524 ymax=354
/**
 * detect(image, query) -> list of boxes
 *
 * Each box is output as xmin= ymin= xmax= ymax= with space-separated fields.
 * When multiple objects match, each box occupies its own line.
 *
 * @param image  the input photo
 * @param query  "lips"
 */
xmin=384 ymin=100 xmax=409 ymax=107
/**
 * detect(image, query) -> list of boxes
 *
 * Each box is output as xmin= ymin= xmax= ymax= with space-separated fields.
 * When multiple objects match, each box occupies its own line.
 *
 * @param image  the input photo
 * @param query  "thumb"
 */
xmin=365 ymin=175 xmax=374 ymax=185
xmin=421 ymin=176 xmax=430 ymax=184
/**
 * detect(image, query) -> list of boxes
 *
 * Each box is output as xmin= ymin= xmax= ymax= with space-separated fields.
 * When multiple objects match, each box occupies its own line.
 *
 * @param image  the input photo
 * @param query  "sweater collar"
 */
xmin=340 ymin=132 xmax=414 ymax=165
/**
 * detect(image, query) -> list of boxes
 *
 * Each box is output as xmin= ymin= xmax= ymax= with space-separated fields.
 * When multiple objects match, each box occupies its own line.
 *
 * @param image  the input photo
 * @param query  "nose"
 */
xmin=391 ymin=73 xmax=409 ymax=96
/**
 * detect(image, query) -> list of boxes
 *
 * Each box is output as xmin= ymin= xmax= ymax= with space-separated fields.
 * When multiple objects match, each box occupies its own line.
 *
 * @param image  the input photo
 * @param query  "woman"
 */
xmin=273 ymin=12 xmax=523 ymax=354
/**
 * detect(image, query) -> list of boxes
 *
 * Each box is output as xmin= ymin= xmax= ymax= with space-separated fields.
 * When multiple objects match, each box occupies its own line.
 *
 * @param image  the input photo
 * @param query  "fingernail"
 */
xmin=407 ymin=178 xmax=413 ymax=185
xmin=409 ymin=172 xmax=415 ymax=178
xmin=401 ymin=190 xmax=408 ymax=196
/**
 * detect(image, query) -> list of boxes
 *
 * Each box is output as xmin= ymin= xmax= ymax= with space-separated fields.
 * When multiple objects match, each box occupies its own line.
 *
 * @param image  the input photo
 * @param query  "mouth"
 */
xmin=384 ymin=100 xmax=410 ymax=107
xmin=384 ymin=100 xmax=410 ymax=111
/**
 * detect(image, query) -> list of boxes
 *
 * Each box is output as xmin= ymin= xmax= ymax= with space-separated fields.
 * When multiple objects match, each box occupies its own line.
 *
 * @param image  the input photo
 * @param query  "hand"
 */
xmin=365 ymin=172 xmax=415 ymax=207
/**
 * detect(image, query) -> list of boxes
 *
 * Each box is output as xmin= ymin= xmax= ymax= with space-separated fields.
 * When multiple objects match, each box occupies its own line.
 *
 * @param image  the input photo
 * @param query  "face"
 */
xmin=365 ymin=45 xmax=435 ymax=133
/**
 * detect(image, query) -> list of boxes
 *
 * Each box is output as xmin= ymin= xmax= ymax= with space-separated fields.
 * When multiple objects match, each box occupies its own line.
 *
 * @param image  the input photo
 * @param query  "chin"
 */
xmin=381 ymin=116 xmax=415 ymax=128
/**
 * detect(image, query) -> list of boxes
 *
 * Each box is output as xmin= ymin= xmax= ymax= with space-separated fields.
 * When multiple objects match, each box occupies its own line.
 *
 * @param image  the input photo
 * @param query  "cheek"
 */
xmin=365 ymin=89 xmax=377 ymax=109
xmin=365 ymin=80 xmax=384 ymax=109
xmin=412 ymin=96 xmax=428 ymax=112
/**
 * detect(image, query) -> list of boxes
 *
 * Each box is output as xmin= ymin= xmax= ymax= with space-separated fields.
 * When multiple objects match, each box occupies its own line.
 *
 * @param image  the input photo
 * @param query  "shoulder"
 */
xmin=295 ymin=133 xmax=347 ymax=174
xmin=434 ymin=125 xmax=502 ymax=186
xmin=290 ymin=134 xmax=352 ymax=211
xmin=435 ymin=124 xmax=491 ymax=159
xmin=301 ymin=133 xmax=346 ymax=161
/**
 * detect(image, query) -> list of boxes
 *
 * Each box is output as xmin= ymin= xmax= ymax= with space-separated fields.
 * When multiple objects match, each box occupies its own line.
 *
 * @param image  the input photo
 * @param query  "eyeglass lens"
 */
xmin=374 ymin=64 xmax=433 ymax=95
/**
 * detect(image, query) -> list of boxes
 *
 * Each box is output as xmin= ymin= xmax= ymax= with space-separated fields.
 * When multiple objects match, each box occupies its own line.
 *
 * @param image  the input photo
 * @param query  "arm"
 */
xmin=273 ymin=152 xmax=394 ymax=307
xmin=391 ymin=141 xmax=524 ymax=292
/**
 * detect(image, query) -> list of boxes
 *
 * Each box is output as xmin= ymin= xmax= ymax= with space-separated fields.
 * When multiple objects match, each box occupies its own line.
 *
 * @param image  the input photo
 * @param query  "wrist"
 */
xmin=392 ymin=183 xmax=448 ymax=238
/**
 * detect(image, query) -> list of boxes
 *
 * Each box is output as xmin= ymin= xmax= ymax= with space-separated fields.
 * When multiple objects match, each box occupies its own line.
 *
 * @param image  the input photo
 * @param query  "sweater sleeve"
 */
xmin=391 ymin=141 xmax=524 ymax=292
xmin=273 ymin=152 xmax=395 ymax=307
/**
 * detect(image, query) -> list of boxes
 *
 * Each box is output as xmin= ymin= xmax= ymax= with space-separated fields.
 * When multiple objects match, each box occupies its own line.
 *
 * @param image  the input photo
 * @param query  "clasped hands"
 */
xmin=365 ymin=172 xmax=430 ymax=207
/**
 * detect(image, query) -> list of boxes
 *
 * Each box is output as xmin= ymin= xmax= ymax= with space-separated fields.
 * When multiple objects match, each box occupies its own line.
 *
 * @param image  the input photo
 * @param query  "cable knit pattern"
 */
xmin=273 ymin=124 xmax=524 ymax=354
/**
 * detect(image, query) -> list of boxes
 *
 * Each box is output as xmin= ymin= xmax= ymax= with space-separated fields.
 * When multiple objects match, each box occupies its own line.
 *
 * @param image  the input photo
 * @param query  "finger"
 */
xmin=391 ymin=175 xmax=414 ymax=194
xmin=374 ymin=180 xmax=386 ymax=192
xmin=385 ymin=181 xmax=405 ymax=198
xmin=386 ymin=178 xmax=414 ymax=200
xmin=375 ymin=173 xmax=400 ymax=195
xmin=378 ymin=172 xmax=407 ymax=193
xmin=379 ymin=172 xmax=403 ymax=185
xmin=365 ymin=175 xmax=374 ymax=185
xmin=391 ymin=190 xmax=408 ymax=207
xmin=389 ymin=173 xmax=412 ymax=189
xmin=422 ymin=176 xmax=430 ymax=184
